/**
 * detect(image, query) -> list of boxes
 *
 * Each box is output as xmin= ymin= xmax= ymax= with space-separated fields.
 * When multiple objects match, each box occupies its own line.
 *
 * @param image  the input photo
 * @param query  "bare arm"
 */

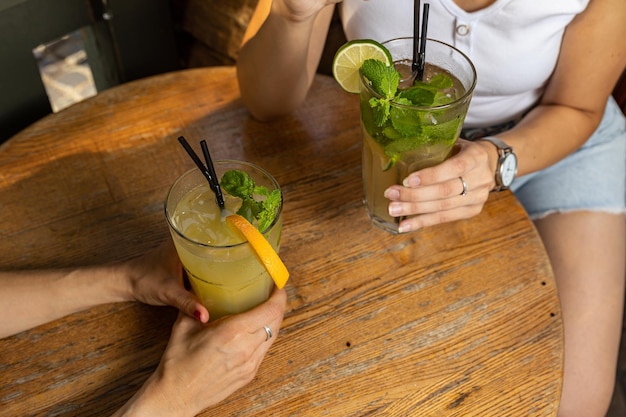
xmin=0 ymin=264 xmax=128 ymax=338
xmin=497 ymin=0 xmax=626 ymax=177
xmin=237 ymin=0 xmax=339 ymax=121
xmin=0 ymin=240 xmax=208 ymax=338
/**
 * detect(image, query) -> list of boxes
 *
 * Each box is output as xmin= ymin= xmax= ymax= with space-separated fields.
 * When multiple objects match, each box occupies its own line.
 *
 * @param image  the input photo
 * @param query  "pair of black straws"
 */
xmin=177 ymin=135 xmax=225 ymax=208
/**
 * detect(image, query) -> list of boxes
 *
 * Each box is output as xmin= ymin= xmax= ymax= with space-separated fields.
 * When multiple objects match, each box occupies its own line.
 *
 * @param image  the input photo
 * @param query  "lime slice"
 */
xmin=332 ymin=39 xmax=393 ymax=94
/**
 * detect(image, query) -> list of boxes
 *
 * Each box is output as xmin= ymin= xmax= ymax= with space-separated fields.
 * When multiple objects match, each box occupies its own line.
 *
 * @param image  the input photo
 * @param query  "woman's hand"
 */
xmin=384 ymin=139 xmax=498 ymax=233
xmin=113 ymin=288 xmax=287 ymax=417
xmin=120 ymin=239 xmax=210 ymax=323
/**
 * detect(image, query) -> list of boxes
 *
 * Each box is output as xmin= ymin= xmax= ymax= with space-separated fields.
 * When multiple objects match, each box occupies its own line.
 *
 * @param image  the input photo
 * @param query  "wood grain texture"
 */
xmin=0 ymin=67 xmax=563 ymax=416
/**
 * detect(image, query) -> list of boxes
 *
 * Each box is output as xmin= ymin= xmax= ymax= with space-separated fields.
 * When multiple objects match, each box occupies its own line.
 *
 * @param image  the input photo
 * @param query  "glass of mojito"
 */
xmin=165 ymin=160 xmax=283 ymax=320
xmin=360 ymin=37 xmax=476 ymax=234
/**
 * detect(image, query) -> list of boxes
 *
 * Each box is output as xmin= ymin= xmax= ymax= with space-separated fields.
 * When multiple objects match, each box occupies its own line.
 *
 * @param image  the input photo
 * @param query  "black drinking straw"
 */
xmin=177 ymin=136 xmax=225 ymax=208
xmin=416 ymin=3 xmax=430 ymax=81
xmin=200 ymin=139 xmax=225 ymax=208
xmin=412 ymin=0 xmax=420 ymax=73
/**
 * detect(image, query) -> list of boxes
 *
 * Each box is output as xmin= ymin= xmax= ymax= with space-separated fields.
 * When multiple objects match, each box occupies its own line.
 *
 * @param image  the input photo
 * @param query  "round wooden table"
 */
xmin=0 ymin=66 xmax=563 ymax=416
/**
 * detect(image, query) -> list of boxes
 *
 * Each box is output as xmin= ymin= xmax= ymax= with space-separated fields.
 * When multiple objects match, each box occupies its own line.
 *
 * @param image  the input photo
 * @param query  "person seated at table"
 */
xmin=235 ymin=1 xmax=626 ymax=417
xmin=0 ymin=240 xmax=286 ymax=417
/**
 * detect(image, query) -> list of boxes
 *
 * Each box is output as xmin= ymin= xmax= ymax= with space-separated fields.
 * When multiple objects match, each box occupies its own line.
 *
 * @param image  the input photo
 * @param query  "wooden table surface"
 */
xmin=0 ymin=66 xmax=563 ymax=416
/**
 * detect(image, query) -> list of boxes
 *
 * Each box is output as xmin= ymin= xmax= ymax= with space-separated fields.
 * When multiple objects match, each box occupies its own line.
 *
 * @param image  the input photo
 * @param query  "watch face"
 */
xmin=500 ymin=154 xmax=518 ymax=187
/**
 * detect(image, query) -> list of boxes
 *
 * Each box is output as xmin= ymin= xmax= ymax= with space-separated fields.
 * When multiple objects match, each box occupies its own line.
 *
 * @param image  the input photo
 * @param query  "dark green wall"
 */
xmin=0 ymin=0 xmax=180 ymax=142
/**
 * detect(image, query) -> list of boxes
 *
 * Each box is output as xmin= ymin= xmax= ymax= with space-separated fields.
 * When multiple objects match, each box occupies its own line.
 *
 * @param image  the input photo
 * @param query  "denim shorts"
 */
xmin=463 ymin=97 xmax=626 ymax=220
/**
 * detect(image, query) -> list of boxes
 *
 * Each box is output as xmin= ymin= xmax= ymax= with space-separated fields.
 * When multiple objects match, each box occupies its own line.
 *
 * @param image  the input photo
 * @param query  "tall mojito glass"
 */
xmin=360 ymin=37 xmax=476 ymax=233
xmin=165 ymin=160 xmax=283 ymax=320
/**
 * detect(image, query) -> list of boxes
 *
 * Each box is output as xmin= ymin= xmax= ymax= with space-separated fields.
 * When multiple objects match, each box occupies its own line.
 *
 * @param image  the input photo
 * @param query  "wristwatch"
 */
xmin=477 ymin=136 xmax=518 ymax=191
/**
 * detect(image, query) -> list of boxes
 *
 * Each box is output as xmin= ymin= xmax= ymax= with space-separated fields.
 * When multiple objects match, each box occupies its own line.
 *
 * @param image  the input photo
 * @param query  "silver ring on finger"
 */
xmin=263 ymin=325 xmax=273 ymax=342
xmin=459 ymin=176 xmax=468 ymax=196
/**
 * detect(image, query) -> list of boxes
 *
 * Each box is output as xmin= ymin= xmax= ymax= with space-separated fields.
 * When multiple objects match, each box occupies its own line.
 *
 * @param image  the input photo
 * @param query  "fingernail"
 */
xmin=384 ymin=188 xmax=399 ymax=199
xmin=389 ymin=203 xmax=401 ymax=216
xmin=193 ymin=310 xmax=202 ymax=321
xmin=398 ymin=223 xmax=413 ymax=233
xmin=403 ymin=176 xmax=421 ymax=187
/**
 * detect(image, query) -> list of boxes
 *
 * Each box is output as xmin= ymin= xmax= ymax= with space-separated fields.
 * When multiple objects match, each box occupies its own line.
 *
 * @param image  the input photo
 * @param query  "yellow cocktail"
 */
xmin=165 ymin=160 xmax=283 ymax=320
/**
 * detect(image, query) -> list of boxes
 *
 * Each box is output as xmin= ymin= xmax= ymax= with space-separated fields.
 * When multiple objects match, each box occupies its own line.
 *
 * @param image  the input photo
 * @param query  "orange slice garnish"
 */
xmin=225 ymin=214 xmax=290 ymax=289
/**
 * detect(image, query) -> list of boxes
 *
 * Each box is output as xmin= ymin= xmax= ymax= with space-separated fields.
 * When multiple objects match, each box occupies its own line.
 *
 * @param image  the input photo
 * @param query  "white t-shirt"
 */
xmin=339 ymin=0 xmax=590 ymax=127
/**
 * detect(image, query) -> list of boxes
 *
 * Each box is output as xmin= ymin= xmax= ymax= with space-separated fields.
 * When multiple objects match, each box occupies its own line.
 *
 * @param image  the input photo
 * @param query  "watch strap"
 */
xmin=478 ymin=136 xmax=512 ymax=156
xmin=477 ymin=136 xmax=515 ymax=191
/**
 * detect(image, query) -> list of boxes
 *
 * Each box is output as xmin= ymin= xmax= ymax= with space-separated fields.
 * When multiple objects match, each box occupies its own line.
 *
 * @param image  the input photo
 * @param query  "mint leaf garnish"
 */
xmin=398 ymin=85 xmax=436 ymax=106
xmin=420 ymin=116 xmax=463 ymax=146
xmin=415 ymin=74 xmax=455 ymax=106
xmin=360 ymin=59 xmax=399 ymax=99
xmin=220 ymin=170 xmax=256 ymax=201
xmin=258 ymin=189 xmax=281 ymax=232
xmin=433 ymin=91 xmax=454 ymax=106
xmin=369 ymin=97 xmax=391 ymax=127
xmin=220 ymin=170 xmax=281 ymax=232
xmin=426 ymin=73 xmax=453 ymax=90
xmin=361 ymin=59 xmax=399 ymax=126
xmin=359 ymin=58 xmax=463 ymax=169
xmin=390 ymin=97 xmax=423 ymax=137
